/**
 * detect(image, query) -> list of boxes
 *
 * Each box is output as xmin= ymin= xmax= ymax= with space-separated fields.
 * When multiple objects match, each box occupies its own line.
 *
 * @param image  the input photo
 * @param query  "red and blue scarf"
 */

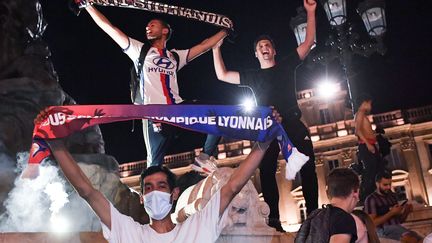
xmin=29 ymin=104 xmax=307 ymax=179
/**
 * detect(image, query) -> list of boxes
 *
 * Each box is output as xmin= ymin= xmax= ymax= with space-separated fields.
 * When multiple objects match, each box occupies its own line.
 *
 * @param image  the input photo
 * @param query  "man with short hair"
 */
xmin=38 ymin=108 xmax=281 ymax=242
xmin=83 ymin=4 xmax=226 ymax=167
xmin=354 ymin=94 xmax=384 ymax=201
xmin=295 ymin=168 xmax=359 ymax=243
xmin=364 ymin=171 xmax=422 ymax=242
xmin=211 ymin=0 xmax=318 ymax=231
xmin=326 ymin=168 xmax=360 ymax=243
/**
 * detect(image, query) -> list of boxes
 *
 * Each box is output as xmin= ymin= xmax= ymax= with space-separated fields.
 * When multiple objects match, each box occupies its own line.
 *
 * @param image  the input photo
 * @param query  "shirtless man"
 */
xmin=354 ymin=94 xmax=383 ymax=202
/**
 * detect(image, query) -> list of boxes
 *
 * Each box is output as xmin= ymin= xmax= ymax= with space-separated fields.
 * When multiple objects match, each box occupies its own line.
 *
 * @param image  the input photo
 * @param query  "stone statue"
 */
xmin=0 ymin=0 xmax=146 ymax=230
xmin=173 ymin=167 xmax=273 ymax=234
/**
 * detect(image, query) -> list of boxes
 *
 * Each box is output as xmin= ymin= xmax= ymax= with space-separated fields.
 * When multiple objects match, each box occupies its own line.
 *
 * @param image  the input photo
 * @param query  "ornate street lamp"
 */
xmin=290 ymin=7 xmax=308 ymax=46
xmin=320 ymin=0 xmax=347 ymax=26
xmin=290 ymin=0 xmax=387 ymax=115
xmin=290 ymin=7 xmax=316 ymax=48
xmin=357 ymin=0 xmax=386 ymax=37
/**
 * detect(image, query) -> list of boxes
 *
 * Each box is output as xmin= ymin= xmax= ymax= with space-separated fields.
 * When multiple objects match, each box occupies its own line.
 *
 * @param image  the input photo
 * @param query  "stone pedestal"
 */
xmin=404 ymin=206 xmax=432 ymax=236
xmin=400 ymin=137 xmax=429 ymax=204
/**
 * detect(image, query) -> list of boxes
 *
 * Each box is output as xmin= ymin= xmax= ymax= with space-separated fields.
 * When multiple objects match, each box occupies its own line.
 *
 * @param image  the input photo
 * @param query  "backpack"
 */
xmin=129 ymin=44 xmax=180 ymax=104
xmin=294 ymin=204 xmax=332 ymax=243
xmin=376 ymin=133 xmax=392 ymax=157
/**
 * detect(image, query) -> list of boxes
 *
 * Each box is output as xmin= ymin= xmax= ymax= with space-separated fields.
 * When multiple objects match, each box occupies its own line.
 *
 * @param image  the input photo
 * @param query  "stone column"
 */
xmin=400 ymin=137 xmax=428 ymax=204
xmin=276 ymin=160 xmax=299 ymax=225
xmin=315 ymin=156 xmax=329 ymax=206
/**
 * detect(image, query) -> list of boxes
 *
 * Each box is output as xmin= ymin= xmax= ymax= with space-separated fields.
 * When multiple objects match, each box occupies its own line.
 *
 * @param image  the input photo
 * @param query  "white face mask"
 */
xmin=143 ymin=190 xmax=173 ymax=220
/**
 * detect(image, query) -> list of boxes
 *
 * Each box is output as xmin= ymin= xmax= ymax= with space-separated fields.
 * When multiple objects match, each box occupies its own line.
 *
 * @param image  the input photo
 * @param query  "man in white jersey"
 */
xmin=36 ymin=108 xmax=281 ymax=243
xmin=84 ymin=5 xmax=226 ymax=167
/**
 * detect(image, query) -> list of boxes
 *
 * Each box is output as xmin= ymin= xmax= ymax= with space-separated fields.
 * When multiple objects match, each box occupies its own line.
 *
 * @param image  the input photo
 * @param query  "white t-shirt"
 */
xmin=102 ymin=190 xmax=229 ymax=243
xmin=124 ymin=37 xmax=189 ymax=105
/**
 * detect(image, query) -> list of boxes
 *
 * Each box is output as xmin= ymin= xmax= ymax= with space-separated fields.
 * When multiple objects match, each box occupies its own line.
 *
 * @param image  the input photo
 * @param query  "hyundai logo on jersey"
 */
xmin=153 ymin=57 xmax=175 ymax=69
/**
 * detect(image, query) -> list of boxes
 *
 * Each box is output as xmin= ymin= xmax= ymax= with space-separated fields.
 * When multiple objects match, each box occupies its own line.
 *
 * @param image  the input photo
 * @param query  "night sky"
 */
xmin=39 ymin=0 xmax=432 ymax=163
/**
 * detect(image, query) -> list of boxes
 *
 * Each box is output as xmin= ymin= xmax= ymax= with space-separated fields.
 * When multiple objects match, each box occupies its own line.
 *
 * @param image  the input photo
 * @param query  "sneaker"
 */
xmin=192 ymin=153 xmax=218 ymax=175
xmin=268 ymin=219 xmax=286 ymax=233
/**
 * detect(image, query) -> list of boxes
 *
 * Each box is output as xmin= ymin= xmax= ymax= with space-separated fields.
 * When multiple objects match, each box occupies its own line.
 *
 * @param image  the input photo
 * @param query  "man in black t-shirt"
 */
xmin=327 ymin=168 xmax=359 ymax=243
xmin=295 ymin=168 xmax=358 ymax=243
xmin=212 ymin=0 xmax=318 ymax=231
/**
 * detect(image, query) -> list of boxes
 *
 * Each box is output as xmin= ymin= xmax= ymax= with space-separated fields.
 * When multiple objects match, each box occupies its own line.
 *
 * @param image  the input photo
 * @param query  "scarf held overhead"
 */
xmin=29 ymin=104 xmax=308 ymax=179
xmin=79 ymin=0 xmax=234 ymax=30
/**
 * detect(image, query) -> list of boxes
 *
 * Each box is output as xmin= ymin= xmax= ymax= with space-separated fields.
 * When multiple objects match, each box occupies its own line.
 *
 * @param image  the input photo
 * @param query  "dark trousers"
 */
xmin=259 ymin=119 xmax=318 ymax=220
xmin=358 ymin=144 xmax=383 ymax=202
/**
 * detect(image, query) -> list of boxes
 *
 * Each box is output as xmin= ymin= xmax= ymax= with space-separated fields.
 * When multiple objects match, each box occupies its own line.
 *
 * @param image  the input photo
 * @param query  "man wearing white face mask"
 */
xmin=38 ymin=108 xmax=282 ymax=242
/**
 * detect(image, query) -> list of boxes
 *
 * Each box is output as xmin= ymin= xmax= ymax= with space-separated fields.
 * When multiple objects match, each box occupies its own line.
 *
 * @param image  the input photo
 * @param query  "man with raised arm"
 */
xmin=82 ymin=3 xmax=226 ymax=168
xmin=212 ymin=0 xmax=318 ymax=231
xmin=35 ymin=108 xmax=281 ymax=242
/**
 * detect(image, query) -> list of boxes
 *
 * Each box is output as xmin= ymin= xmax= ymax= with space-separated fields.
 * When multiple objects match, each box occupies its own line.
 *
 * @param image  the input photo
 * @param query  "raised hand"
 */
xmin=304 ymin=0 xmax=317 ymax=12
xmin=213 ymin=38 xmax=225 ymax=50
xmin=34 ymin=107 xmax=50 ymax=125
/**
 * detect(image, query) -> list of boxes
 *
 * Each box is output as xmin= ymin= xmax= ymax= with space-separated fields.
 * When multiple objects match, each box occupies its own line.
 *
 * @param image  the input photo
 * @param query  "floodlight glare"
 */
xmin=241 ymin=97 xmax=256 ymax=112
xmin=317 ymin=81 xmax=339 ymax=99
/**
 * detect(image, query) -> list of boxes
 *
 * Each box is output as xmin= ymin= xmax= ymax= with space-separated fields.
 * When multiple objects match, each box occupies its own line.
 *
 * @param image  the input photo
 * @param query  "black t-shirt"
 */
xmin=329 ymin=207 xmax=357 ymax=243
xmin=239 ymin=51 xmax=302 ymax=119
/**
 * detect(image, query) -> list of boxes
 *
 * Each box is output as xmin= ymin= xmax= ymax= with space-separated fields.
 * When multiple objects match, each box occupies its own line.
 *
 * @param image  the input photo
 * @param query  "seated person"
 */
xmin=364 ymin=171 xmax=423 ymax=243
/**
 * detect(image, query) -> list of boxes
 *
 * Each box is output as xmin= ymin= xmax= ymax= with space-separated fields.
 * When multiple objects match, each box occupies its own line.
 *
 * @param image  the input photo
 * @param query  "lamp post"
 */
xmin=290 ymin=0 xmax=387 ymax=115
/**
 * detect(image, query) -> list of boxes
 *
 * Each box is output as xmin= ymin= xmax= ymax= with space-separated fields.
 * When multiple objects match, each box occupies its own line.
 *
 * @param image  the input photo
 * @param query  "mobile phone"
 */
xmin=399 ymin=200 xmax=408 ymax=206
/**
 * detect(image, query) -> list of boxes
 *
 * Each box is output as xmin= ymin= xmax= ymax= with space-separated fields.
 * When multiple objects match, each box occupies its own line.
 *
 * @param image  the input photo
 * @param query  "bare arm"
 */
xmin=355 ymin=111 xmax=376 ymax=153
xmin=219 ymin=141 xmax=269 ymax=215
xmin=212 ymin=42 xmax=240 ymax=84
xmin=187 ymin=30 xmax=228 ymax=62
xmin=219 ymin=109 xmax=281 ymax=215
xmin=329 ymin=234 xmax=352 ymax=243
xmin=369 ymin=205 xmax=402 ymax=227
xmin=48 ymin=140 xmax=112 ymax=229
xmin=354 ymin=111 xmax=368 ymax=142
xmin=296 ymin=0 xmax=317 ymax=60
xmin=85 ymin=5 xmax=129 ymax=49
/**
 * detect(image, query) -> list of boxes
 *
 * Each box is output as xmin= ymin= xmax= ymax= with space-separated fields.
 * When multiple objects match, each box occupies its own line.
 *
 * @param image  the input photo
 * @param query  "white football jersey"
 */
xmin=124 ymin=37 xmax=189 ymax=105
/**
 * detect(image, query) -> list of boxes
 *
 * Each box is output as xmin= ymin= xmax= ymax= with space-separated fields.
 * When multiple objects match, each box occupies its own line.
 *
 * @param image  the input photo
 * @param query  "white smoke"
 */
xmin=0 ymin=152 xmax=69 ymax=232
xmin=0 ymin=152 xmax=99 ymax=232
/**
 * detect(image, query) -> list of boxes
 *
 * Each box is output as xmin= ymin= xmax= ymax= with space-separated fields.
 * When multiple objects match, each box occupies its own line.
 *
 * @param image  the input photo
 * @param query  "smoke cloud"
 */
xmin=0 ymin=152 xmax=100 ymax=232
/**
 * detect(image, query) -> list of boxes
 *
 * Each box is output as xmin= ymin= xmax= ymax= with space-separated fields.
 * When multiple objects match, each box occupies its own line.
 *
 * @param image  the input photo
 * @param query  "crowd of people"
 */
xmin=30 ymin=0 xmax=430 ymax=242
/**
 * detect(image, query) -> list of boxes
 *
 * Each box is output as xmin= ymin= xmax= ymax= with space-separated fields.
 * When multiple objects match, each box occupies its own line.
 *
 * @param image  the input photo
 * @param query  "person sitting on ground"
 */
xmin=364 ymin=170 xmax=423 ymax=243
xmin=34 ymin=107 xmax=281 ymax=243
